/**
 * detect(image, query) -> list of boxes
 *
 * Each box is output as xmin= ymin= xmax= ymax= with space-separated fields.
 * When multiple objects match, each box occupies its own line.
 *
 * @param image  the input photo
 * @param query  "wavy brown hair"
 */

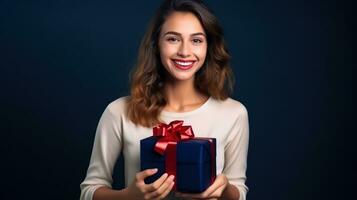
xmin=126 ymin=0 xmax=234 ymax=127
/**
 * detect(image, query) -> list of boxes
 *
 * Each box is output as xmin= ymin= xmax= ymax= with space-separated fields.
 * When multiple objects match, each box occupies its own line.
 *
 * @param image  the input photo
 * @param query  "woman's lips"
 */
xmin=171 ymin=59 xmax=196 ymax=70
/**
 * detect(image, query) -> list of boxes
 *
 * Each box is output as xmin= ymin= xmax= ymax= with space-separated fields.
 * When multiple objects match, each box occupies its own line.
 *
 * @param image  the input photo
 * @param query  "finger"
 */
xmin=176 ymin=184 xmax=216 ymax=199
xmin=145 ymin=173 xmax=169 ymax=194
xmin=136 ymin=168 xmax=158 ymax=181
xmin=154 ymin=175 xmax=175 ymax=196
xmin=176 ymin=179 xmax=224 ymax=199
xmin=192 ymin=183 xmax=225 ymax=200
xmin=145 ymin=175 xmax=173 ymax=199
xmin=201 ymin=175 xmax=228 ymax=198
xmin=156 ymin=181 xmax=175 ymax=200
xmin=207 ymin=183 xmax=226 ymax=198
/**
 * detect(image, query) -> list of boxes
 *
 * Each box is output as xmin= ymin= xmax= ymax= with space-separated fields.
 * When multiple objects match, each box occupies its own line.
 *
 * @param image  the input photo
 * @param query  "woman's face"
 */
xmin=158 ymin=11 xmax=207 ymax=82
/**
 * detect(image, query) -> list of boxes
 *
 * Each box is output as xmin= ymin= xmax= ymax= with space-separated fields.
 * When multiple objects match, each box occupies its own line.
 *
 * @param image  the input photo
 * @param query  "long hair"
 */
xmin=126 ymin=0 xmax=234 ymax=127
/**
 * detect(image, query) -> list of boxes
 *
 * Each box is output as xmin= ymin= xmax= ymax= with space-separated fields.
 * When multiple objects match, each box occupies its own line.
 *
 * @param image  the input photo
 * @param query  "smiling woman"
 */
xmin=126 ymin=0 xmax=234 ymax=126
xmin=159 ymin=12 xmax=207 ymax=81
xmin=80 ymin=1 xmax=249 ymax=200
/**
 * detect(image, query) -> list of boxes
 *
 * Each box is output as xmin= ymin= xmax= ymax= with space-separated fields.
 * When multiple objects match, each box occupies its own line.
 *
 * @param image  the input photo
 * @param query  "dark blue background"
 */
xmin=0 ymin=0 xmax=352 ymax=199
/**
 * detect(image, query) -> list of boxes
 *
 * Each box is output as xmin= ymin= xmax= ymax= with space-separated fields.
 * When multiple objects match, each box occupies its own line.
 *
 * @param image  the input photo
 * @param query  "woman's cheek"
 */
xmin=194 ymin=47 xmax=207 ymax=62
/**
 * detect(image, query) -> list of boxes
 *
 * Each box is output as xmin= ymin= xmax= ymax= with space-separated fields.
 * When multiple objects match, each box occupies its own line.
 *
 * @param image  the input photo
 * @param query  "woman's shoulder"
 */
xmin=211 ymin=97 xmax=248 ymax=117
xmin=107 ymin=96 xmax=130 ymax=108
xmin=103 ymin=96 xmax=130 ymax=117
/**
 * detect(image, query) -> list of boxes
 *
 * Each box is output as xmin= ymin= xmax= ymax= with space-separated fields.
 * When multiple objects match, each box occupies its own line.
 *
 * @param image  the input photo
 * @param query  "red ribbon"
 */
xmin=152 ymin=120 xmax=216 ymax=190
xmin=153 ymin=120 xmax=194 ymax=189
xmin=153 ymin=120 xmax=195 ymax=155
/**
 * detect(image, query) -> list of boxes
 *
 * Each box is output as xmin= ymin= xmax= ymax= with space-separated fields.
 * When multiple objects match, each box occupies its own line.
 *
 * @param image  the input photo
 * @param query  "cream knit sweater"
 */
xmin=80 ymin=96 xmax=249 ymax=200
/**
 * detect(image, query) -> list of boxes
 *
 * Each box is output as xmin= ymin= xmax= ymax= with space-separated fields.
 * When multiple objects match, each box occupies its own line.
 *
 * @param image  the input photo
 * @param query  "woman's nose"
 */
xmin=177 ymin=41 xmax=191 ymax=57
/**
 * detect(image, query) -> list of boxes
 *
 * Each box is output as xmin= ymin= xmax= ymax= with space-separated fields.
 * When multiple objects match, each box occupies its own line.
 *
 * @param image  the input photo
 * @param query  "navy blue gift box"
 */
xmin=140 ymin=136 xmax=216 ymax=193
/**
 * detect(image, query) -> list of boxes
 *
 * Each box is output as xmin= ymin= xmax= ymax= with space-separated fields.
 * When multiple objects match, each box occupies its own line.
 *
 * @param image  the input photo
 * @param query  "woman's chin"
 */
xmin=167 ymin=73 xmax=195 ymax=82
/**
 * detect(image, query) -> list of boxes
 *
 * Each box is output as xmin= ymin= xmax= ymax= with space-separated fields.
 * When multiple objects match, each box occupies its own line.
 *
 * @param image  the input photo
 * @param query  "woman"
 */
xmin=80 ymin=0 xmax=249 ymax=199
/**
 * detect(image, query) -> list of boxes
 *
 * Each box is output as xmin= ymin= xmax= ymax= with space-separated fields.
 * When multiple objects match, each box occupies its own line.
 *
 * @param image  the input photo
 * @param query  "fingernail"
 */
xmin=152 ymin=168 xmax=158 ymax=173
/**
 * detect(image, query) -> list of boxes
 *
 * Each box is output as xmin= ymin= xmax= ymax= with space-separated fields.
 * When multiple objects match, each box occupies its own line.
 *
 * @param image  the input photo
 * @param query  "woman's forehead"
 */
xmin=161 ymin=11 xmax=205 ymax=36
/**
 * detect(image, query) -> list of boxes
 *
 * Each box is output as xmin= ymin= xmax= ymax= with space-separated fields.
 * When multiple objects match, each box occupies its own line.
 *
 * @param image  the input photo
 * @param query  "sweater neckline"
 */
xmin=160 ymin=96 xmax=213 ymax=118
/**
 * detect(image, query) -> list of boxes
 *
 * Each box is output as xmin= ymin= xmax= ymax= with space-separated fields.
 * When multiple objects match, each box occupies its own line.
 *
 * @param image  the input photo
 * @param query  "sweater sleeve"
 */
xmin=222 ymin=103 xmax=249 ymax=200
xmin=80 ymin=104 xmax=123 ymax=200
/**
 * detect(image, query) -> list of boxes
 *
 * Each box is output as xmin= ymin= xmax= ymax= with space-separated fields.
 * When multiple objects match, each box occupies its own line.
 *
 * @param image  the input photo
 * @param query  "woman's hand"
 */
xmin=175 ymin=174 xmax=228 ymax=200
xmin=126 ymin=168 xmax=175 ymax=200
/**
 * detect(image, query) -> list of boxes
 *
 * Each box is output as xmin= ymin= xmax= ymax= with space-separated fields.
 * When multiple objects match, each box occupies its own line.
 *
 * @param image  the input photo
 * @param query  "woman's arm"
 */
xmin=80 ymin=100 xmax=175 ymax=200
xmin=80 ymin=105 xmax=123 ymax=200
xmin=93 ymin=169 xmax=174 ymax=200
xmin=221 ymin=103 xmax=249 ymax=200
xmin=93 ymin=187 xmax=129 ymax=200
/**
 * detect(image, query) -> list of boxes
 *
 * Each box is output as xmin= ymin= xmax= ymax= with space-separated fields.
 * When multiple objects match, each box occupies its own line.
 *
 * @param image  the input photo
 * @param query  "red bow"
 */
xmin=153 ymin=120 xmax=195 ymax=155
xmin=152 ymin=120 xmax=216 ymax=190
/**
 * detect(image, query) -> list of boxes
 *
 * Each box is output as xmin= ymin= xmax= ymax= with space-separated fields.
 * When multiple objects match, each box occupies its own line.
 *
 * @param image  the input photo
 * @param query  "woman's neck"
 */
xmin=163 ymin=78 xmax=208 ymax=112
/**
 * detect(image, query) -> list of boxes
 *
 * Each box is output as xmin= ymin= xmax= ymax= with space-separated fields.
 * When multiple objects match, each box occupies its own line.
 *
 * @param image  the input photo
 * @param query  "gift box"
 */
xmin=140 ymin=120 xmax=216 ymax=193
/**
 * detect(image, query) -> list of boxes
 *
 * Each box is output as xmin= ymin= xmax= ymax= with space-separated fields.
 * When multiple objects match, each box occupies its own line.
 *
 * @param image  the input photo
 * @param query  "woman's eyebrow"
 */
xmin=163 ymin=31 xmax=206 ymax=37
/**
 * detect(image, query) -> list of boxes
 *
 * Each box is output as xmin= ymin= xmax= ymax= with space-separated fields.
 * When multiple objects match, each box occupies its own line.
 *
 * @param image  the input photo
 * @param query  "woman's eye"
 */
xmin=167 ymin=37 xmax=179 ymax=42
xmin=192 ymin=38 xmax=203 ymax=44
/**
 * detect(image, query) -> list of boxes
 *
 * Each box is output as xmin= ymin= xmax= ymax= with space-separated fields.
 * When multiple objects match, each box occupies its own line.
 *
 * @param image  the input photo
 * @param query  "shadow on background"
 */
xmin=0 ymin=0 xmax=352 ymax=199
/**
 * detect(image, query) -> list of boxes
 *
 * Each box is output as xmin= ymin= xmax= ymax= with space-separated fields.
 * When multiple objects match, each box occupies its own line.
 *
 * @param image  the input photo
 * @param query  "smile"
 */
xmin=172 ymin=59 xmax=196 ymax=70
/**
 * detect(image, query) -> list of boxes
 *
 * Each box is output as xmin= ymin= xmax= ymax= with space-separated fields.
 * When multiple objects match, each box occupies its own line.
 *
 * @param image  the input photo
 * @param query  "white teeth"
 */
xmin=174 ymin=61 xmax=194 ymax=66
